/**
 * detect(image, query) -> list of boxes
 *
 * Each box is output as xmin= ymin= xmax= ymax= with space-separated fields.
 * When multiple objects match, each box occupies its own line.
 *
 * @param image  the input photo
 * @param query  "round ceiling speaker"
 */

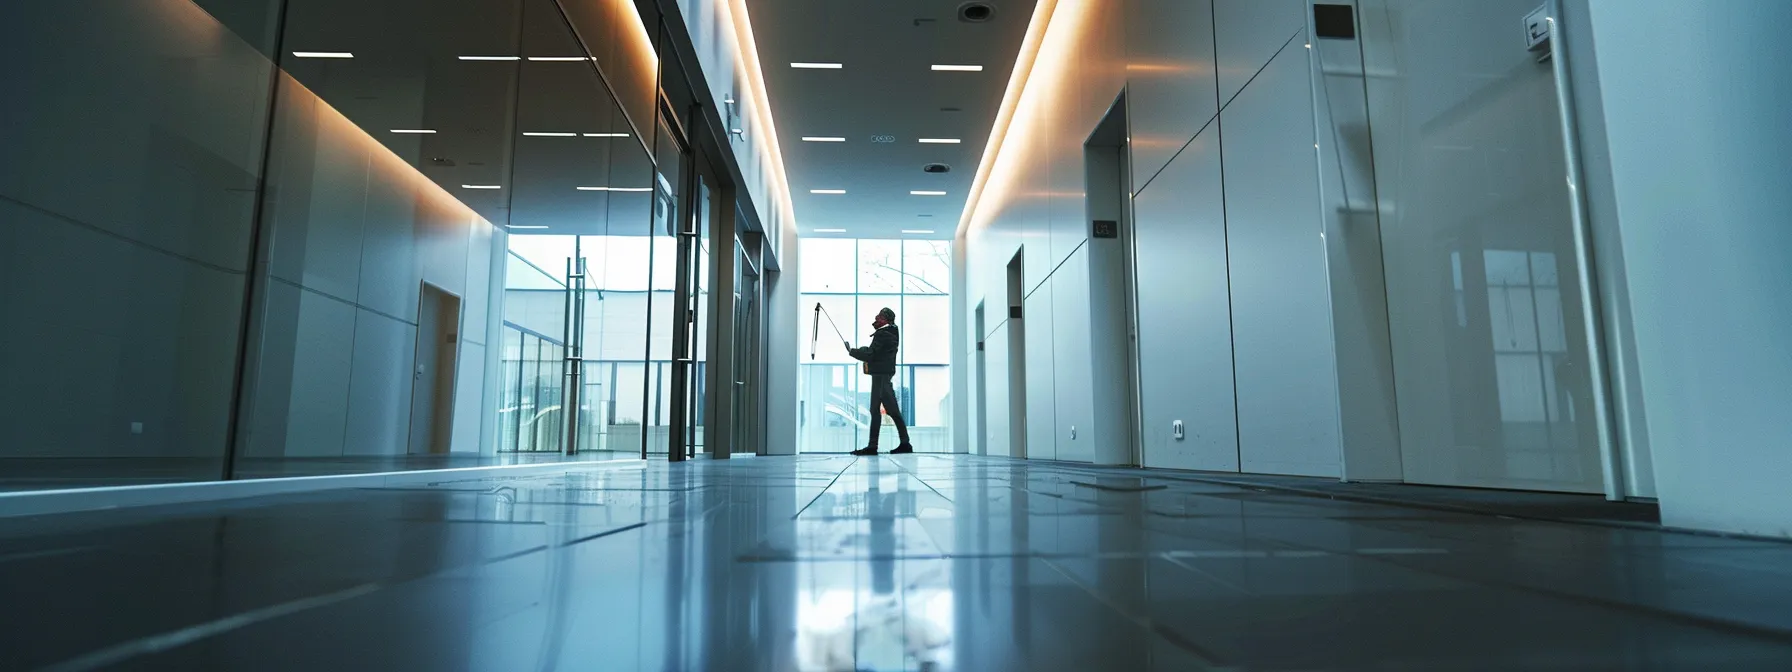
xmin=958 ymin=2 xmax=995 ymax=23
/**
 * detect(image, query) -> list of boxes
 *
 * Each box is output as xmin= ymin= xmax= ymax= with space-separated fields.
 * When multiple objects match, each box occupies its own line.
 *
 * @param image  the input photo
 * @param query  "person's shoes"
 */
xmin=850 ymin=446 xmax=879 ymax=456
xmin=891 ymin=444 xmax=915 ymax=454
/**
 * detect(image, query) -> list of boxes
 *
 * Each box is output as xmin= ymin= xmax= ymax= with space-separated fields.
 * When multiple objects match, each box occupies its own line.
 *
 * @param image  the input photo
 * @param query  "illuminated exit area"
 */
xmin=798 ymin=238 xmax=953 ymax=453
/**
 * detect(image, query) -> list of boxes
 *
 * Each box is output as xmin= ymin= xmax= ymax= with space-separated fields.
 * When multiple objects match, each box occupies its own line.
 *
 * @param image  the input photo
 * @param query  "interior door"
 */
xmin=733 ymin=243 xmax=762 ymax=456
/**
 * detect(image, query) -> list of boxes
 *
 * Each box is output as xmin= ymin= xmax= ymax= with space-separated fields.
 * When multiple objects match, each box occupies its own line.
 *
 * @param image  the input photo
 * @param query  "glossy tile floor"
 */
xmin=5 ymin=455 xmax=1792 ymax=671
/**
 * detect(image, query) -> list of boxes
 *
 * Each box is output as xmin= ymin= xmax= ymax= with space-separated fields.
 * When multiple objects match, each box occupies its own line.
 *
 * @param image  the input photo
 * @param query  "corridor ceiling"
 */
xmin=745 ymin=0 xmax=1037 ymax=240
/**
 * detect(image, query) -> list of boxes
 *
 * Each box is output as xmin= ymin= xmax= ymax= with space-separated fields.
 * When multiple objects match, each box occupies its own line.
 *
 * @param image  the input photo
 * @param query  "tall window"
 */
xmin=798 ymin=239 xmax=952 ymax=453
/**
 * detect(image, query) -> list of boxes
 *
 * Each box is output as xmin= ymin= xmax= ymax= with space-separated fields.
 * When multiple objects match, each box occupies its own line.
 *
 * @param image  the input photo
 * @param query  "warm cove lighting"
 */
xmin=292 ymin=51 xmax=353 ymax=58
xmin=931 ymin=64 xmax=984 ymax=72
xmin=790 ymin=62 xmax=843 ymax=69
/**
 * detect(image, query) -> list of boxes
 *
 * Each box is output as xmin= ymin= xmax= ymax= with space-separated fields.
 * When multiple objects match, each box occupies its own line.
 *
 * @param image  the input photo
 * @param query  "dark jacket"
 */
xmin=850 ymin=324 xmax=900 ymax=375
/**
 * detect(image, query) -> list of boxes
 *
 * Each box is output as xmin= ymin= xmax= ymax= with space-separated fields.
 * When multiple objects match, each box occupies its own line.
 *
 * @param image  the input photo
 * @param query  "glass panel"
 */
xmin=0 ymin=0 xmax=663 ymax=485
xmin=900 ymin=295 xmax=951 ymax=365
xmin=857 ymin=240 xmax=905 ymax=293
xmin=902 ymin=240 xmax=952 ymax=294
xmin=1361 ymin=0 xmax=1602 ymax=491
xmin=800 ymin=238 xmax=857 ymax=293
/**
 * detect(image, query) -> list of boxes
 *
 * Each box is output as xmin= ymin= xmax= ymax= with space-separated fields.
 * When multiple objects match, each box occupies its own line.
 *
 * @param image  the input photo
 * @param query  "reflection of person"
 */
xmin=846 ymin=307 xmax=913 ymax=455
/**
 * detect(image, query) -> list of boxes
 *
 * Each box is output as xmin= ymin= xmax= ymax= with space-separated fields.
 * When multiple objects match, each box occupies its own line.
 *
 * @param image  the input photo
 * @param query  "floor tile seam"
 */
xmin=791 ymin=458 xmax=861 ymax=520
xmin=1037 ymin=557 xmax=1234 ymax=669
xmin=35 ymin=517 xmax=659 ymax=670
xmin=1204 ymin=519 xmax=1792 ymax=644
xmin=882 ymin=457 xmax=957 ymax=505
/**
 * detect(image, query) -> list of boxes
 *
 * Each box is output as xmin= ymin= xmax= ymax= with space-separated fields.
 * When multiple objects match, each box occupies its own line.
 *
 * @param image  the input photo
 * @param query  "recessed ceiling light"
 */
xmin=508 ymin=225 xmax=550 ymax=230
xmin=577 ymin=186 xmax=652 ymax=192
xmin=461 ymin=184 xmax=502 ymax=190
xmin=931 ymin=64 xmax=984 ymax=72
xmin=902 ymin=229 xmax=936 ymax=234
xmin=815 ymin=228 xmax=848 ymax=233
xmin=292 ymin=51 xmax=353 ymax=59
xmin=527 ymin=56 xmax=590 ymax=62
xmin=522 ymin=132 xmax=578 ymax=137
xmin=802 ymin=137 xmax=846 ymax=142
xmin=790 ymin=62 xmax=843 ymax=69
xmin=918 ymin=138 xmax=961 ymax=144
xmin=583 ymin=132 xmax=631 ymax=138
xmin=458 ymin=56 xmax=519 ymax=61
xmin=910 ymin=190 xmax=947 ymax=196
xmin=390 ymin=129 xmax=436 ymax=134
xmin=810 ymin=189 xmax=847 ymax=195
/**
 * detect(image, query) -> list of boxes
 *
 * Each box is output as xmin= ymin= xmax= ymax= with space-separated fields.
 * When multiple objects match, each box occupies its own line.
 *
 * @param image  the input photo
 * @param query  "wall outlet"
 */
xmin=130 ymin=422 xmax=144 ymax=435
xmin=1172 ymin=420 xmax=1185 ymax=441
xmin=1069 ymin=426 xmax=1077 ymax=440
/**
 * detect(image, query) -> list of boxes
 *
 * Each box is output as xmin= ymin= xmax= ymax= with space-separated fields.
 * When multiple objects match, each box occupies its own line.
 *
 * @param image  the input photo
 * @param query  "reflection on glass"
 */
xmin=1362 ymin=0 xmax=1602 ymax=491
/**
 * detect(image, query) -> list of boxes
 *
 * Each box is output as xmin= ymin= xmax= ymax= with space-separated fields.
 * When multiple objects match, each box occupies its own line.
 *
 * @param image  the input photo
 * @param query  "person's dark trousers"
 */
xmin=867 ymin=374 xmax=911 ymax=448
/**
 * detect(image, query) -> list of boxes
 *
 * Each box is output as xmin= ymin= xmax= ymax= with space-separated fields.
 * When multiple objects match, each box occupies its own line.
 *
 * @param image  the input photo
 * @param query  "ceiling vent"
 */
xmin=958 ymin=2 xmax=995 ymax=23
xmin=923 ymin=163 xmax=951 ymax=174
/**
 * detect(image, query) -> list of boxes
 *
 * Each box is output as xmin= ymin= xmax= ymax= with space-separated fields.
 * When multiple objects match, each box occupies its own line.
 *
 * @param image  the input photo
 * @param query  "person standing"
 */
xmin=846 ymin=307 xmax=913 ymax=455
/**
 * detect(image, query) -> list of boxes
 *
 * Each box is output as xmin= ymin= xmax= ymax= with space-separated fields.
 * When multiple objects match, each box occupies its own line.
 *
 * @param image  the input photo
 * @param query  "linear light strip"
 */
xmin=810 ymin=189 xmax=847 ymax=195
xmin=459 ymin=56 xmax=520 ymax=61
xmin=461 ymin=184 xmax=502 ymax=190
xmin=576 ymin=186 xmax=653 ymax=192
xmin=390 ymin=129 xmax=436 ymax=134
xmin=918 ymin=138 xmax=962 ymax=144
xmin=527 ymin=56 xmax=590 ymax=62
xmin=911 ymin=190 xmax=948 ymax=196
xmin=959 ymin=0 xmax=1060 ymax=238
xmin=522 ymin=132 xmax=578 ymax=137
xmin=802 ymin=136 xmax=846 ymax=142
xmin=292 ymin=51 xmax=353 ymax=58
xmin=931 ymin=64 xmax=984 ymax=72
xmin=790 ymin=62 xmax=843 ymax=69
xmin=815 ymin=228 xmax=848 ymax=233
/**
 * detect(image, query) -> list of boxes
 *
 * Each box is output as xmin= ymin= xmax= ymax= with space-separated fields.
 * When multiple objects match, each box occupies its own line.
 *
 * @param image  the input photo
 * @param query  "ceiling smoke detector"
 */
xmin=923 ymin=163 xmax=952 ymax=174
xmin=958 ymin=2 xmax=995 ymax=23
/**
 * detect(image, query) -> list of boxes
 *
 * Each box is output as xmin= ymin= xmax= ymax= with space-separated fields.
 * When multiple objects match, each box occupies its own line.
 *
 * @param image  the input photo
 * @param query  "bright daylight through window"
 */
xmin=798 ymin=238 xmax=952 ymax=453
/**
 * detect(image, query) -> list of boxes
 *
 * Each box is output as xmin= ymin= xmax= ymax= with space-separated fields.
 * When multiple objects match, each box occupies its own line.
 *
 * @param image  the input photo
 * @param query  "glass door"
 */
xmin=733 ymin=242 xmax=762 ymax=456
xmin=648 ymin=106 xmax=688 ymax=459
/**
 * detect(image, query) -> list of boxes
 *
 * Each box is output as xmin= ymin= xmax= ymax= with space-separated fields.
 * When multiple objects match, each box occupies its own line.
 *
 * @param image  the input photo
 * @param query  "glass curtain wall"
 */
xmin=797 ymin=238 xmax=952 ymax=454
xmin=0 ymin=0 xmax=662 ymax=488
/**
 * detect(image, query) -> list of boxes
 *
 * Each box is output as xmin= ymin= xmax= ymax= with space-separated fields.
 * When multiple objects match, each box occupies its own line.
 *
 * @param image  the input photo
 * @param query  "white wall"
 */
xmin=963 ymin=0 xmax=1342 ymax=474
xmin=1585 ymin=0 xmax=1792 ymax=536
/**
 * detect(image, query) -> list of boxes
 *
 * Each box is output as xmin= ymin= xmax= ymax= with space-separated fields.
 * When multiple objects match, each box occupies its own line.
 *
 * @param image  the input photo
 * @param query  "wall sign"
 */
xmin=1092 ymin=220 xmax=1118 ymax=239
xmin=870 ymin=134 xmax=897 ymax=144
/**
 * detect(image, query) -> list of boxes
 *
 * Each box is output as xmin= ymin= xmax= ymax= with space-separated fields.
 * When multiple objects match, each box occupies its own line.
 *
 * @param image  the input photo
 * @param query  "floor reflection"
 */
xmin=4 ymin=455 xmax=1792 ymax=670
